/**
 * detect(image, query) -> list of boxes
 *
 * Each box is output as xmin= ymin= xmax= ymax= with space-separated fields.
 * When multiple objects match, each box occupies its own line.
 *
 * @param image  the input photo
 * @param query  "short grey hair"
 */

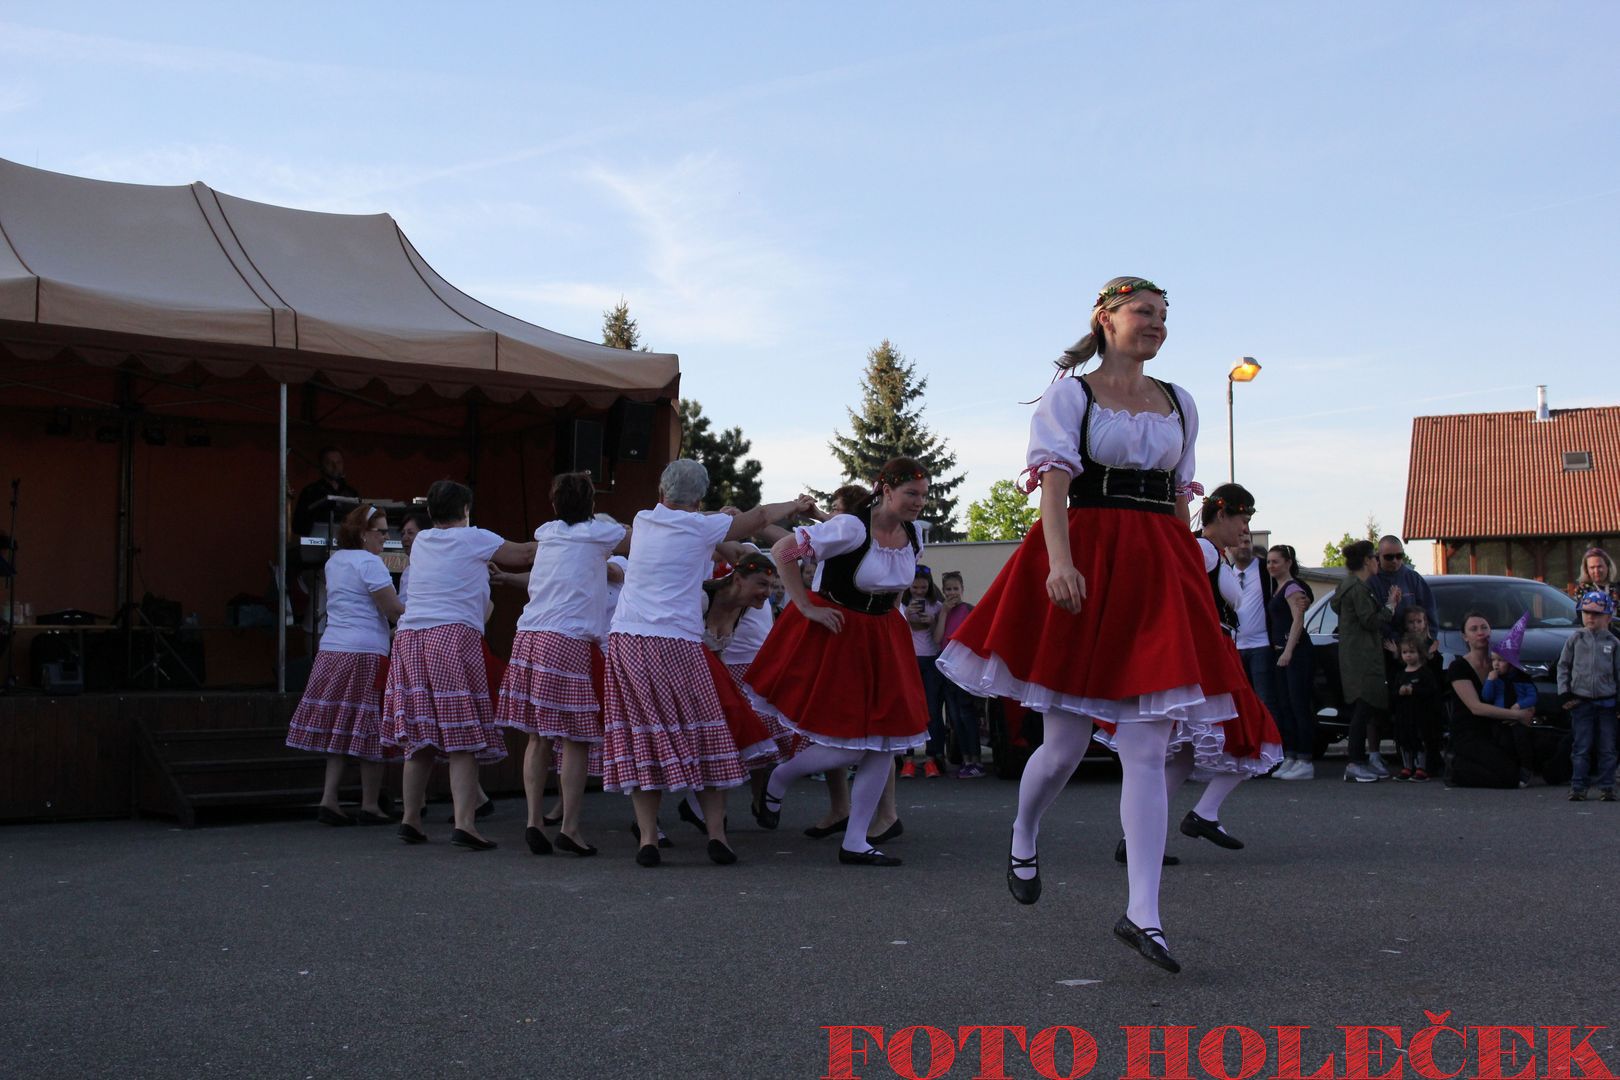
xmin=659 ymin=458 xmax=710 ymax=507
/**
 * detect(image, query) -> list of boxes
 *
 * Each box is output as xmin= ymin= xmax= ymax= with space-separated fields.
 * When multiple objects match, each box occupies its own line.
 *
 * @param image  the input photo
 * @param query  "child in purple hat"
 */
xmin=1481 ymin=612 xmax=1539 ymax=714
xmin=1557 ymin=591 xmax=1620 ymax=801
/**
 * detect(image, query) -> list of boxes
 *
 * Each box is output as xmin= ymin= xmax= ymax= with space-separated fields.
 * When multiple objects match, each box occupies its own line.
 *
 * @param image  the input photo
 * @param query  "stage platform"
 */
xmin=0 ymin=691 xmax=529 ymax=825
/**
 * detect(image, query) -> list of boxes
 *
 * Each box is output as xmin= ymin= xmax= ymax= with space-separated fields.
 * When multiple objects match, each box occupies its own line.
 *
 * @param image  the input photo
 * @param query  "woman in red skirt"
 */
xmin=937 ymin=276 xmax=1249 ymax=973
xmin=286 ymin=504 xmax=404 ymax=825
xmin=748 ymin=457 xmax=932 ymax=867
xmin=601 ymin=459 xmax=811 ymax=868
xmin=495 ymin=471 xmax=626 ymax=858
xmin=382 ymin=479 xmax=536 ymax=850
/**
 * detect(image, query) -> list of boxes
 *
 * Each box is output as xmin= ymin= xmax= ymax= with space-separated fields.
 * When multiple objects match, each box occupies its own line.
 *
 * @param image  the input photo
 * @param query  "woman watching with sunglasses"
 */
xmin=1264 ymin=544 xmax=1317 ymax=779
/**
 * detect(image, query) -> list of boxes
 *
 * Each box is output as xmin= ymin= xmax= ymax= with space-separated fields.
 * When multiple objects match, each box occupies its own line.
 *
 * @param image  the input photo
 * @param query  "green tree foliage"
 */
xmin=601 ymin=299 xmax=645 ymax=351
xmin=677 ymin=399 xmax=764 ymax=511
xmin=827 ymin=340 xmax=965 ymax=539
xmin=965 ymin=479 xmax=1037 ymax=541
xmin=1320 ymin=514 xmax=1383 ymax=568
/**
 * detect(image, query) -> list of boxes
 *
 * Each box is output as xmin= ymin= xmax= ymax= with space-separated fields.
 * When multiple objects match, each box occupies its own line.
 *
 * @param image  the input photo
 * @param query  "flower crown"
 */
xmin=1095 ymin=279 xmax=1167 ymax=307
xmin=1203 ymin=494 xmax=1256 ymax=516
xmin=878 ymin=467 xmax=927 ymax=489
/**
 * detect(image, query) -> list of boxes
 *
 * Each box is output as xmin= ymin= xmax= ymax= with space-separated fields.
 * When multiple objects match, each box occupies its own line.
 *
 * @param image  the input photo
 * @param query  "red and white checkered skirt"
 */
xmin=600 ymin=633 xmax=751 ymax=792
xmin=726 ymin=661 xmax=804 ymax=762
xmin=382 ymin=623 xmax=509 ymax=764
xmin=286 ymin=650 xmax=393 ymax=761
xmin=495 ymin=631 xmax=605 ymax=743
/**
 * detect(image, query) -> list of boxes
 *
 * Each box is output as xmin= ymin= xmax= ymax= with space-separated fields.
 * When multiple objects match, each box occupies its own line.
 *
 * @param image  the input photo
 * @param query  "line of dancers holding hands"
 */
xmin=287 ymin=275 xmax=1276 ymax=974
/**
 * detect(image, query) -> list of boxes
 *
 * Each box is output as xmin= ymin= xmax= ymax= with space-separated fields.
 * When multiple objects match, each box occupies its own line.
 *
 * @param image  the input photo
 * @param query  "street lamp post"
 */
xmin=1226 ymin=356 xmax=1262 ymax=482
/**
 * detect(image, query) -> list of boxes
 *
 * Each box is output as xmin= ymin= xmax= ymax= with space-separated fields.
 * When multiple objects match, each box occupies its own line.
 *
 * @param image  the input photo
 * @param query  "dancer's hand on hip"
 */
xmin=799 ymin=602 xmax=845 ymax=634
xmin=1047 ymin=564 xmax=1086 ymax=614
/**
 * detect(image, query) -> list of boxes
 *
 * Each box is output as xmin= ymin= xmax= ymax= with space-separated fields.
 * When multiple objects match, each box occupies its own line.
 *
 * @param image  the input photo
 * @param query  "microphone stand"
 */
xmin=3 ymin=478 xmax=19 ymax=691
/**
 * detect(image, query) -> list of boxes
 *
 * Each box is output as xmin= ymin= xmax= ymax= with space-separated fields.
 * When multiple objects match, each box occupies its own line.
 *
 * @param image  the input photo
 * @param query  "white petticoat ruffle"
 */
xmin=935 ymin=641 xmax=1238 ymax=725
xmin=741 ymin=683 xmax=928 ymax=754
xmin=1094 ymin=718 xmax=1284 ymax=779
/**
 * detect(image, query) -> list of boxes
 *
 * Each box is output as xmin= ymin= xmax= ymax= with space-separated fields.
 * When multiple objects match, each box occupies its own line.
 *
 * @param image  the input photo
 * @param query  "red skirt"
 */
xmin=495 ymin=631 xmax=605 ymax=743
xmin=936 ymin=506 xmax=1244 ymax=730
xmin=744 ymin=595 xmax=928 ymax=752
xmin=728 ymin=661 xmax=804 ymax=761
xmin=600 ymin=633 xmax=750 ymax=792
xmin=381 ymin=624 xmax=509 ymax=764
xmin=286 ymin=650 xmax=392 ymax=761
xmin=703 ymin=649 xmax=777 ymax=764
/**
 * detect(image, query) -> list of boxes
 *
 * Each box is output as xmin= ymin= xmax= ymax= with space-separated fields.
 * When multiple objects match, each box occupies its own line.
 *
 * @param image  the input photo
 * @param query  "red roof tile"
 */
xmin=1403 ymin=406 xmax=1620 ymax=540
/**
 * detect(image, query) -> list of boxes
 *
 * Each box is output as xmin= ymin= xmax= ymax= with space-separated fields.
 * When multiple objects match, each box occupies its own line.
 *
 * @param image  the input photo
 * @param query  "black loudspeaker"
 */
xmin=608 ymin=399 xmax=656 ymax=462
xmin=557 ymin=419 xmax=604 ymax=481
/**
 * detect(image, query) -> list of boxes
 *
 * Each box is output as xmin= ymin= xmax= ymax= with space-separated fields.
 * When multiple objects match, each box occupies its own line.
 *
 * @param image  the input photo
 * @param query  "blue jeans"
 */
xmin=1569 ymin=698 xmax=1619 ymax=791
xmin=1240 ymin=646 xmax=1279 ymax=718
xmin=1269 ymin=644 xmax=1316 ymax=758
xmin=916 ymin=654 xmax=947 ymax=756
xmin=942 ymin=680 xmax=982 ymax=760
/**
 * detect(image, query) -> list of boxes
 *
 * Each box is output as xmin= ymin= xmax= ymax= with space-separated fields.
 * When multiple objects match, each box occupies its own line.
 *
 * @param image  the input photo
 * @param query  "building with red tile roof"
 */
xmin=1402 ymin=388 xmax=1620 ymax=590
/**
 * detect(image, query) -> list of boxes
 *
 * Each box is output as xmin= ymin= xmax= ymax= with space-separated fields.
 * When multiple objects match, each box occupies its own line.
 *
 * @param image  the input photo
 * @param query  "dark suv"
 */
xmin=1302 ymin=573 xmax=1578 ymax=759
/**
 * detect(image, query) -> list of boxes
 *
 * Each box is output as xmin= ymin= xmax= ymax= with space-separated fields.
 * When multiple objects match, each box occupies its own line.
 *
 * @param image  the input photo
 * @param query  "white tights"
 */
xmin=767 ymin=743 xmax=894 ymax=853
xmin=1165 ymin=745 xmax=1247 ymax=826
xmin=1009 ymin=710 xmax=1173 ymax=932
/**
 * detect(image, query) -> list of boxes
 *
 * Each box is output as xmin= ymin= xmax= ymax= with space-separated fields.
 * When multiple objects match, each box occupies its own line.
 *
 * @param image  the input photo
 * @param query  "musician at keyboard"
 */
xmin=293 ymin=446 xmax=361 ymax=538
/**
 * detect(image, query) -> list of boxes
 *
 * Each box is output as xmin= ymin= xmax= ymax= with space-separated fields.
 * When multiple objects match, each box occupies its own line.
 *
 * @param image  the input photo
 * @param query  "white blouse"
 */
xmin=1025 ymin=376 xmax=1199 ymax=487
xmin=1198 ymin=537 xmax=1243 ymax=611
xmin=515 ymin=516 xmax=627 ymax=643
xmin=795 ymin=514 xmax=920 ymax=595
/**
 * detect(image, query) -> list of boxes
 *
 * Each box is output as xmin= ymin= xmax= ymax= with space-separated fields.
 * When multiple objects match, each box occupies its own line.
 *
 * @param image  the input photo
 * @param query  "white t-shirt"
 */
xmin=908 ymin=599 xmax=942 ymax=657
xmin=516 ymin=516 xmax=627 ymax=643
xmin=795 ymin=514 xmax=921 ymax=596
xmin=320 ymin=549 xmax=394 ymax=656
xmin=395 ymin=526 xmax=506 ymax=633
xmin=1026 ymin=376 xmax=1198 ymax=486
xmin=397 ymin=565 xmax=412 ymax=605
xmin=722 ymin=603 xmax=773 ymax=667
xmin=610 ymin=504 xmax=733 ymax=642
xmin=1230 ymin=559 xmax=1269 ymax=650
xmin=604 ymin=555 xmax=629 ymax=628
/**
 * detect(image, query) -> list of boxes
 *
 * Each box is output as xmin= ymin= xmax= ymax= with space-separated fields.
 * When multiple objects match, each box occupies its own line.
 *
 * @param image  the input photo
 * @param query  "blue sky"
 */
xmin=4 ymin=3 xmax=1617 ymax=563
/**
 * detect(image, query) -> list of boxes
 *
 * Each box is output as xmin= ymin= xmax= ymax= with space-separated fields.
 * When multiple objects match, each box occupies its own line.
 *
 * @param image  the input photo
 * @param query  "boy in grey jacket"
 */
xmin=1558 ymin=591 xmax=1620 ymax=800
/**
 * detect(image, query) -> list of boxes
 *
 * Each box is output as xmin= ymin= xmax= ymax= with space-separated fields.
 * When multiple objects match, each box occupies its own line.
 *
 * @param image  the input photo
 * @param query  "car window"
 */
xmin=1432 ymin=579 xmax=1578 ymax=630
xmin=1308 ymin=601 xmax=1337 ymax=636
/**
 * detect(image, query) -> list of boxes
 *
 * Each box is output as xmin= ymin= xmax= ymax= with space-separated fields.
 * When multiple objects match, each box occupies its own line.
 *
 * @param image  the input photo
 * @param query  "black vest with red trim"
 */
xmin=815 ymin=505 xmax=920 ymax=615
xmin=1066 ymin=376 xmax=1187 ymax=517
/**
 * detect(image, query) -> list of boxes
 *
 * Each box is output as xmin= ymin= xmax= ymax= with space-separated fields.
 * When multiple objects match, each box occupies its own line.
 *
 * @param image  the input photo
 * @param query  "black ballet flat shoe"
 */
xmin=756 ymin=791 xmax=783 ymax=831
xmin=357 ymin=810 xmax=397 ymax=826
xmin=397 ymin=823 xmax=428 ymax=845
xmin=450 ymin=828 xmax=498 ymax=851
xmin=866 ymin=819 xmax=904 ymax=845
xmin=839 ymin=847 xmax=902 ymax=867
xmin=525 ymin=827 xmax=553 ymax=855
xmin=317 ymin=806 xmax=356 ymax=827
xmin=1180 ymin=810 xmax=1244 ymax=850
xmin=1113 ymin=915 xmax=1181 ymax=974
xmin=635 ymin=843 xmax=661 ymax=868
xmin=447 ymin=798 xmax=496 ymax=824
xmin=1114 ymin=838 xmax=1180 ymax=866
xmin=803 ymin=817 xmax=848 ymax=839
xmin=677 ymin=800 xmax=710 ymax=836
xmin=1007 ymin=834 xmax=1041 ymax=906
xmin=542 ymin=809 xmax=562 ymax=827
xmin=707 ymin=839 xmax=738 ymax=865
xmin=555 ymin=832 xmax=598 ymax=857
xmin=629 ymin=821 xmax=674 ymax=848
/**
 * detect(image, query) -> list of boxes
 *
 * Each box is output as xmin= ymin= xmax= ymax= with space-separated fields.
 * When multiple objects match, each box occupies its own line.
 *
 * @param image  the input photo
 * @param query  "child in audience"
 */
xmin=1390 ymin=633 xmax=1445 ymax=781
xmin=933 ymin=571 xmax=985 ymax=777
xmin=1557 ymin=591 xmax=1620 ymax=801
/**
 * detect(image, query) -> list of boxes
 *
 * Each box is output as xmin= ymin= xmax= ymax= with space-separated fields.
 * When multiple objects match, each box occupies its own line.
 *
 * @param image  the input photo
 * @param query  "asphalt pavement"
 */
xmin=3 ymin=757 xmax=1617 ymax=1079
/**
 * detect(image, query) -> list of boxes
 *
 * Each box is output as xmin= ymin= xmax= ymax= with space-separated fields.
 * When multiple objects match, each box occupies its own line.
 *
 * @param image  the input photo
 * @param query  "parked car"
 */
xmin=1302 ymin=574 xmax=1578 ymax=759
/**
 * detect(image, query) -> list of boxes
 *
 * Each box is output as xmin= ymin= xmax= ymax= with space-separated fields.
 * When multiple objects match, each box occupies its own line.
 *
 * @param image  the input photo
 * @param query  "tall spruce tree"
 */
xmin=827 ymin=339 xmax=964 ymax=538
xmin=601 ymin=299 xmax=644 ymax=351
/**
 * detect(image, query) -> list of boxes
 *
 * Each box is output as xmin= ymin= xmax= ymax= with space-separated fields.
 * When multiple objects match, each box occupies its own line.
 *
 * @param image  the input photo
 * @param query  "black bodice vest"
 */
xmin=1065 ymin=377 xmax=1187 ymax=516
xmin=815 ymin=505 xmax=920 ymax=615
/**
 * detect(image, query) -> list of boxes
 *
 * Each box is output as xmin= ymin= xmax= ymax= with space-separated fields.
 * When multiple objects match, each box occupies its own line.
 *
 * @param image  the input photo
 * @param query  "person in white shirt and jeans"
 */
xmin=1226 ymin=535 xmax=1280 ymax=728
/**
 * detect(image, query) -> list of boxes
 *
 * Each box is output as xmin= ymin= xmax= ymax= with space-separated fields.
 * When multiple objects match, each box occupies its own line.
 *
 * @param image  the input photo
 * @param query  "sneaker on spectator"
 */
xmin=1395 ymin=767 xmax=1413 ymax=782
xmin=957 ymin=763 xmax=984 ymax=779
xmin=1411 ymin=768 xmax=1430 ymax=782
xmin=1602 ymin=789 xmax=1616 ymax=802
xmin=899 ymin=760 xmax=915 ymax=779
xmin=1271 ymin=760 xmax=1301 ymax=780
xmin=1366 ymin=752 xmax=1391 ymax=778
xmin=1569 ymin=788 xmax=1587 ymax=801
xmin=1343 ymin=762 xmax=1380 ymax=783
xmin=923 ymin=759 xmax=942 ymax=779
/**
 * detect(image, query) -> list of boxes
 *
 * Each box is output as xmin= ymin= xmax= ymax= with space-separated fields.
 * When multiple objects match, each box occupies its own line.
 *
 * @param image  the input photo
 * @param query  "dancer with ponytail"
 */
xmin=1104 ymin=483 xmax=1282 ymax=858
xmin=938 ymin=276 xmax=1251 ymax=973
xmin=494 ymin=471 xmax=625 ymax=858
xmin=748 ymin=459 xmax=932 ymax=867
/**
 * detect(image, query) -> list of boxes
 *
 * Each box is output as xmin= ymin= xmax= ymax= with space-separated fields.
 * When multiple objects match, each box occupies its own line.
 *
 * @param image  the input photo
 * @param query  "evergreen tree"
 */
xmin=678 ymin=399 xmax=764 ymax=511
xmin=965 ymin=479 xmax=1037 ymax=541
xmin=601 ymin=299 xmax=644 ymax=351
xmin=827 ymin=340 xmax=965 ymax=539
